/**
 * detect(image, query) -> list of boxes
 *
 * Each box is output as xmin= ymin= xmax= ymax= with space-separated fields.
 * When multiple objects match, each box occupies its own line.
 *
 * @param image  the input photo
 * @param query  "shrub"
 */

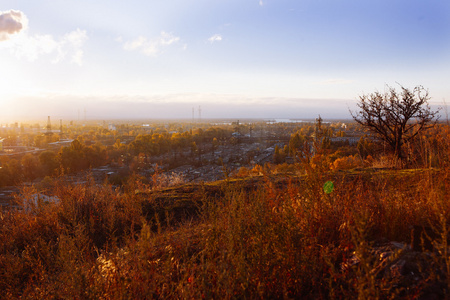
xmin=331 ymin=155 xmax=363 ymax=170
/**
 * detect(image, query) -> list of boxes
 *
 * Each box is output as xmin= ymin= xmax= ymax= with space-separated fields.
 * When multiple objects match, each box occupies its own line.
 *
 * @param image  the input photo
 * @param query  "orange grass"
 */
xmin=1 ymin=150 xmax=450 ymax=298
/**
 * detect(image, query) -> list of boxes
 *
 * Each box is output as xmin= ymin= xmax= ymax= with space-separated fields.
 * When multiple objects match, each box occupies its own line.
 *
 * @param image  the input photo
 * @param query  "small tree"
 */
xmin=351 ymin=85 xmax=439 ymax=161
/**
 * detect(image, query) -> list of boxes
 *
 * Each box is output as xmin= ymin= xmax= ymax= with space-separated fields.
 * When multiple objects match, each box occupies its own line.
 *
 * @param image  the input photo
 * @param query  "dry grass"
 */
xmin=1 ymin=128 xmax=450 ymax=298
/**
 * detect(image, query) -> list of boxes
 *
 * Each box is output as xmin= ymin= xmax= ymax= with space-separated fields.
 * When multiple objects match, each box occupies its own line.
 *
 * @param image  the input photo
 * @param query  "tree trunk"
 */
xmin=395 ymin=132 xmax=403 ymax=161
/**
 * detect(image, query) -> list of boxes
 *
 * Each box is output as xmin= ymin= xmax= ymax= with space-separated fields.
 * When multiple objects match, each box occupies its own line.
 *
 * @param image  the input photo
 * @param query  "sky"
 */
xmin=0 ymin=0 xmax=449 ymax=121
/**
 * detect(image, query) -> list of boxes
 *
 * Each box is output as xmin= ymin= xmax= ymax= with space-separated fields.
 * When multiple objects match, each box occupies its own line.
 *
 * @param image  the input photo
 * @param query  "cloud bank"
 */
xmin=0 ymin=10 xmax=87 ymax=65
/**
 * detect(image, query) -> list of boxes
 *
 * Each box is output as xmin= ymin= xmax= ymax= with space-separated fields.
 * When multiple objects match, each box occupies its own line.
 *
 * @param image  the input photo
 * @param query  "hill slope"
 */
xmin=0 ymin=168 xmax=449 ymax=298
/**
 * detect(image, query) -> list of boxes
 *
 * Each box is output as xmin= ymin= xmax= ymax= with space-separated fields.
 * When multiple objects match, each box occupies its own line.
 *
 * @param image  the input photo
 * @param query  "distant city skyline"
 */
xmin=0 ymin=1 xmax=449 ymax=121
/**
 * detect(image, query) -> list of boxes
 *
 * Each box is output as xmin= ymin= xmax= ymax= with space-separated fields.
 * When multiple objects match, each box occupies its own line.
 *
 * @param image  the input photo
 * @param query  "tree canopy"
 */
xmin=351 ymin=85 xmax=440 ymax=161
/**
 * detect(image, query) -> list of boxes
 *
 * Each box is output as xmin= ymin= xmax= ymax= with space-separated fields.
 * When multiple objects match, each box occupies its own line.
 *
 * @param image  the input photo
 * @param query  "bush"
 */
xmin=331 ymin=155 xmax=363 ymax=170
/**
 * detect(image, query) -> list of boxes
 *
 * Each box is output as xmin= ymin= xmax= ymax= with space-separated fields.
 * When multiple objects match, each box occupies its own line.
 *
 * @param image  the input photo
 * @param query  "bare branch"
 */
xmin=351 ymin=84 xmax=440 ymax=161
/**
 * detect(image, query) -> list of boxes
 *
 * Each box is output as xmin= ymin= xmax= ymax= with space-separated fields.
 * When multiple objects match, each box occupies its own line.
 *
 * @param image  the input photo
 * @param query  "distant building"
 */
xmin=330 ymin=137 xmax=360 ymax=145
xmin=23 ymin=194 xmax=60 ymax=212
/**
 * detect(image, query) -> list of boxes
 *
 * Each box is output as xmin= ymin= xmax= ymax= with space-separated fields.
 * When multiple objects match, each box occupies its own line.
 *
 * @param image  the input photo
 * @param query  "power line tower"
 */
xmin=45 ymin=116 xmax=53 ymax=136
xmin=198 ymin=106 xmax=201 ymax=122
xmin=315 ymin=115 xmax=323 ymax=142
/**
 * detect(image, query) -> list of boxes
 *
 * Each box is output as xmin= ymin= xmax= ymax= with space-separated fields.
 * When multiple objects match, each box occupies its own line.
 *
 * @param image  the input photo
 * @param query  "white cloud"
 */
xmin=64 ymin=29 xmax=87 ymax=48
xmin=53 ymin=29 xmax=88 ymax=65
xmin=160 ymin=31 xmax=180 ymax=45
xmin=123 ymin=31 xmax=181 ymax=56
xmin=208 ymin=34 xmax=222 ymax=43
xmin=0 ymin=10 xmax=27 ymax=41
xmin=259 ymin=0 xmax=264 ymax=6
xmin=8 ymin=28 xmax=88 ymax=65
xmin=10 ymin=34 xmax=56 ymax=61
xmin=70 ymin=49 xmax=84 ymax=66
xmin=124 ymin=36 xmax=146 ymax=51
xmin=0 ymin=10 xmax=87 ymax=65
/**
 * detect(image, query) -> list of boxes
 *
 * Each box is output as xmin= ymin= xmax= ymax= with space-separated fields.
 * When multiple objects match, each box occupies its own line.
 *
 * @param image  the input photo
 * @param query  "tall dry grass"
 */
xmin=0 ymin=125 xmax=450 ymax=298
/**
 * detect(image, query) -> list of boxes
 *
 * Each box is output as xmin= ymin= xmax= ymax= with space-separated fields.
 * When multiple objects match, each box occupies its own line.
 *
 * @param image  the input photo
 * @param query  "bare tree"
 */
xmin=351 ymin=85 xmax=440 ymax=161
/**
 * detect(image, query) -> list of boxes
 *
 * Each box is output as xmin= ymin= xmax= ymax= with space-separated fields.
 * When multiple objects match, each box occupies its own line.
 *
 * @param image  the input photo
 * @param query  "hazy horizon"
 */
xmin=1 ymin=1 xmax=449 ymax=121
xmin=1 ymin=94 xmax=359 ymax=122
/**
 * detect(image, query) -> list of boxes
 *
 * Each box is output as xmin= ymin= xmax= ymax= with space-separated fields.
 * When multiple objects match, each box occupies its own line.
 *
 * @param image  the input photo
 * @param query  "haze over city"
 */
xmin=0 ymin=0 xmax=449 ymax=121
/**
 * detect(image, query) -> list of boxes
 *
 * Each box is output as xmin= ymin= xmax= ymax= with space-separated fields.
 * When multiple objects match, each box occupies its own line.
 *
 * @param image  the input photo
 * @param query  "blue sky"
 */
xmin=0 ymin=0 xmax=449 ymax=121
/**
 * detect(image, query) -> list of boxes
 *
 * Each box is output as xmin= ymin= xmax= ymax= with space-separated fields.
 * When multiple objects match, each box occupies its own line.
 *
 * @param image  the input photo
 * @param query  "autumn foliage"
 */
xmin=1 ymin=122 xmax=450 ymax=298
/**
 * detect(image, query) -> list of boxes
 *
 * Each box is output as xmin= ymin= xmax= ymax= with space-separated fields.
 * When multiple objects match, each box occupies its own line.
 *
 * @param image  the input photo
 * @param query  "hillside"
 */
xmin=1 ymin=166 xmax=449 ymax=299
